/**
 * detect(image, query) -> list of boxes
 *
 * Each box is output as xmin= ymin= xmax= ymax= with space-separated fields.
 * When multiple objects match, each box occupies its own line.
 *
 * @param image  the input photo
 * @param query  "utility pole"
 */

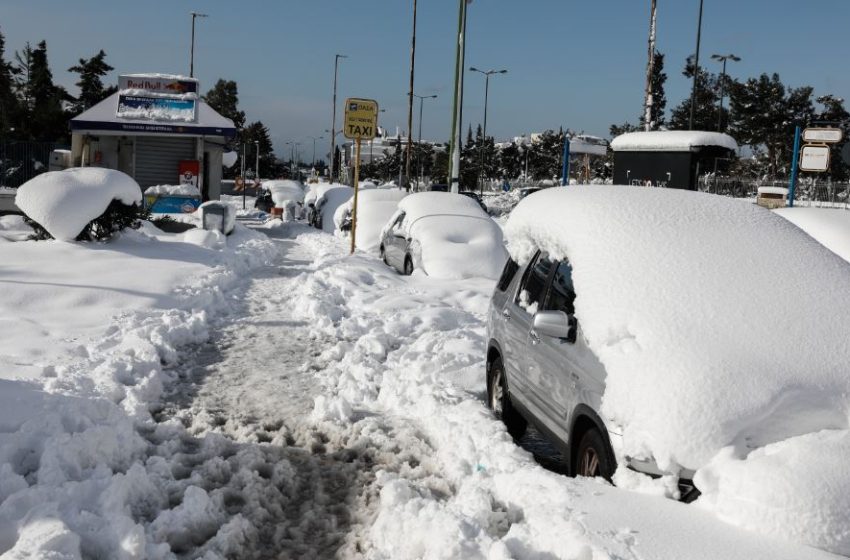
xmin=414 ymin=94 xmax=437 ymax=184
xmin=643 ymin=0 xmax=657 ymax=131
xmin=470 ymin=68 xmax=507 ymax=194
xmin=448 ymin=0 xmax=472 ymax=193
xmin=711 ymin=53 xmax=740 ymax=132
xmin=330 ymin=54 xmax=347 ymax=182
xmin=688 ymin=0 xmax=705 ymax=130
xmin=254 ymin=140 xmax=260 ymax=184
xmin=189 ymin=12 xmax=208 ymax=78
xmin=405 ymin=0 xmax=418 ymax=190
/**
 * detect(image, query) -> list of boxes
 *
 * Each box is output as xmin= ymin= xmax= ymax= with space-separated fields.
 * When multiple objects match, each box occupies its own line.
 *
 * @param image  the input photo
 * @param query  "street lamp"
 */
xmin=308 ymin=136 xmax=324 ymax=168
xmin=469 ymin=67 xmax=507 ymax=193
xmin=189 ymin=12 xmax=208 ymax=78
xmin=413 ymin=94 xmax=437 ymax=184
xmin=688 ymin=0 xmax=705 ymax=130
xmin=254 ymin=140 xmax=260 ymax=184
xmin=329 ymin=54 xmax=348 ymax=182
xmin=711 ymin=53 xmax=741 ymax=132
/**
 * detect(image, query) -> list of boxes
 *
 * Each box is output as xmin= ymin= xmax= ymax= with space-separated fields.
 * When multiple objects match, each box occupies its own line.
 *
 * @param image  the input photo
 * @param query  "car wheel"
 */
xmin=380 ymin=245 xmax=388 ymax=265
xmin=575 ymin=427 xmax=616 ymax=481
xmin=403 ymin=256 xmax=414 ymax=276
xmin=487 ymin=357 xmax=527 ymax=439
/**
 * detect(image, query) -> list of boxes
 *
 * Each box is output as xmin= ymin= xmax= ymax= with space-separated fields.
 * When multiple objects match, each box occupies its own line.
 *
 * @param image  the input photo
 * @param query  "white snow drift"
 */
xmin=505 ymin=185 xmax=850 ymax=554
xmin=774 ymin=206 xmax=850 ymax=263
xmin=385 ymin=192 xmax=507 ymax=279
xmin=336 ymin=188 xmax=407 ymax=252
xmin=16 ymin=168 xmax=143 ymax=241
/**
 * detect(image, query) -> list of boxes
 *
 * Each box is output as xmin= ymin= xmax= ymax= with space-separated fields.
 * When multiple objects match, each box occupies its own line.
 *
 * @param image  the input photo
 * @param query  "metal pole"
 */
xmin=330 ymin=54 xmax=346 ymax=182
xmin=717 ymin=58 xmax=727 ymax=131
xmin=190 ymin=14 xmax=195 ymax=78
xmin=418 ymin=96 xmax=425 ymax=183
xmin=447 ymin=0 xmax=468 ymax=192
xmin=480 ymin=72 xmax=489 ymax=195
xmin=241 ymin=142 xmax=246 ymax=210
xmin=350 ymin=138 xmax=362 ymax=254
xmin=688 ymin=0 xmax=704 ymax=131
xmin=254 ymin=141 xmax=259 ymax=183
xmin=561 ymin=136 xmax=570 ymax=185
xmin=405 ymin=0 xmax=417 ymax=188
xmin=788 ymin=125 xmax=801 ymax=207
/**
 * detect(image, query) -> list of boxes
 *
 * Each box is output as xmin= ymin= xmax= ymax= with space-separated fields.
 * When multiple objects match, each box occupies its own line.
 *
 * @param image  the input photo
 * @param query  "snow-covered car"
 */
xmin=379 ymin=192 xmax=507 ymax=279
xmin=487 ymin=186 xmax=850 ymax=552
xmin=774 ymin=206 xmax=850 ymax=264
xmin=333 ymin=188 xmax=407 ymax=252
xmin=261 ymin=180 xmax=305 ymax=219
xmin=304 ymin=183 xmax=353 ymax=232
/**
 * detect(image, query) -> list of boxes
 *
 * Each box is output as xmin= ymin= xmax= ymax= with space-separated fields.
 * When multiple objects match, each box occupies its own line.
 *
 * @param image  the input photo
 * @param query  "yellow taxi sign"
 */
xmin=344 ymin=98 xmax=379 ymax=140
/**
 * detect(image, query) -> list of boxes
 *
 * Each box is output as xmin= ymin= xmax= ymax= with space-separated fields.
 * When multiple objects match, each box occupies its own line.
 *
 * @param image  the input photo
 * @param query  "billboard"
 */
xmin=118 ymin=75 xmax=198 ymax=96
xmin=117 ymin=95 xmax=197 ymax=122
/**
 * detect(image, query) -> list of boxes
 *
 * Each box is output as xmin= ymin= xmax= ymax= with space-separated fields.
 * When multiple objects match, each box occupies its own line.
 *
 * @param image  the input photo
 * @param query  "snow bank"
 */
xmin=314 ymin=186 xmax=353 ymax=233
xmin=775 ymin=207 xmax=850 ymax=263
xmin=394 ymin=192 xmax=507 ymax=279
xmin=611 ymin=130 xmax=738 ymax=152
xmin=144 ymin=184 xmax=201 ymax=197
xmin=16 ymin=168 xmax=142 ymax=241
xmin=337 ymin=188 xmax=408 ymax=252
xmin=262 ymin=180 xmax=305 ymax=207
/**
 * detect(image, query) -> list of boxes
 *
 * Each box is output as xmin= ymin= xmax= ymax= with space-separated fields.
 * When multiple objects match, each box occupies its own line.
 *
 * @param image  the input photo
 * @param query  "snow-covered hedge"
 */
xmin=16 ymin=168 xmax=145 ymax=241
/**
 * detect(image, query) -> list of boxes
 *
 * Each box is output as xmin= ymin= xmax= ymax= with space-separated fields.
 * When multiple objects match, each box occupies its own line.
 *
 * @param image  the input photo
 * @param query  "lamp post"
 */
xmin=405 ymin=0 xmax=418 ymax=189
xmin=413 ymin=94 xmax=437 ymax=184
xmin=189 ymin=12 xmax=208 ymax=78
xmin=688 ymin=0 xmax=705 ymax=130
xmin=469 ymin=67 xmax=507 ymax=193
xmin=330 ymin=54 xmax=348 ymax=182
xmin=254 ymin=140 xmax=260 ymax=184
xmin=308 ymin=136 xmax=324 ymax=169
xmin=710 ymin=53 xmax=740 ymax=132
xmin=448 ymin=0 xmax=472 ymax=193
xmin=293 ymin=142 xmax=302 ymax=180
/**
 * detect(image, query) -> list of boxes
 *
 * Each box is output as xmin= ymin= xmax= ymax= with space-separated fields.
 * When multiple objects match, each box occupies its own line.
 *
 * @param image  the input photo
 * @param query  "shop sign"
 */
xmin=119 ymin=75 xmax=198 ymax=95
xmin=117 ymin=95 xmax=197 ymax=122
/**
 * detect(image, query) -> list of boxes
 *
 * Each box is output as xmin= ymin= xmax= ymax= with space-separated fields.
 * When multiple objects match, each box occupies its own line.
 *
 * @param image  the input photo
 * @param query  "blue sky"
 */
xmin=2 ymin=0 xmax=849 ymax=157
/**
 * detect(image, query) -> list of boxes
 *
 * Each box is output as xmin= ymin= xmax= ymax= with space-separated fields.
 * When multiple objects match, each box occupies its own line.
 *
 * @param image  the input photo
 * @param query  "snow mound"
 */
xmin=198 ymin=201 xmax=236 ymax=236
xmin=144 ymin=184 xmax=201 ymax=197
xmin=611 ymin=130 xmax=738 ymax=152
xmin=263 ymin=180 xmax=305 ymax=207
xmin=16 ymin=168 xmax=142 ymax=241
xmin=504 ymin=186 xmax=850 ymax=469
xmin=392 ymin=192 xmax=507 ymax=279
xmin=775 ymin=207 xmax=850 ymax=263
xmin=313 ymin=186 xmax=353 ymax=233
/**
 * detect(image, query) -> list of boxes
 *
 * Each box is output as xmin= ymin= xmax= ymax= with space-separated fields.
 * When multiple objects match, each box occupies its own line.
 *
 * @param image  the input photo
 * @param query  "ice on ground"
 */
xmin=386 ymin=191 xmax=508 ymax=279
xmin=15 ymin=168 xmax=142 ymax=241
xmin=775 ymin=206 xmax=850 ymax=263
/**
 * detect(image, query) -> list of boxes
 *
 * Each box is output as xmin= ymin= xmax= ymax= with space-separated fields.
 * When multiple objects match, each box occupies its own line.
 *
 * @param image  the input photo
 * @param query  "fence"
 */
xmin=0 ymin=141 xmax=63 ymax=188
xmin=698 ymin=175 xmax=850 ymax=208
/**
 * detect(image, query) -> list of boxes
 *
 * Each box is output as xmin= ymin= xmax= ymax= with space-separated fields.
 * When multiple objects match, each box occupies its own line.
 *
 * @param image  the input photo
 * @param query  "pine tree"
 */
xmin=14 ymin=41 xmax=69 ymax=141
xmin=68 ymin=50 xmax=115 ymax=113
xmin=0 ymin=27 xmax=19 ymax=135
xmin=668 ymin=55 xmax=719 ymax=131
xmin=241 ymin=121 xmax=280 ymax=178
xmin=813 ymin=95 xmax=849 ymax=181
xmin=203 ymin=79 xmax=246 ymax=129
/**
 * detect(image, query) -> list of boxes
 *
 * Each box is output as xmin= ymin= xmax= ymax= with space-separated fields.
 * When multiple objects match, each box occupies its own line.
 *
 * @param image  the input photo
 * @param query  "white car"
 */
xmin=379 ymin=192 xmax=507 ymax=279
xmin=334 ymin=188 xmax=408 ymax=252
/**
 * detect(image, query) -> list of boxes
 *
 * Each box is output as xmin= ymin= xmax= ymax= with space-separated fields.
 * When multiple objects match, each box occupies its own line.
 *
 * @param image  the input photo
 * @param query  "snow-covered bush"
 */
xmin=16 ymin=168 xmax=146 ymax=242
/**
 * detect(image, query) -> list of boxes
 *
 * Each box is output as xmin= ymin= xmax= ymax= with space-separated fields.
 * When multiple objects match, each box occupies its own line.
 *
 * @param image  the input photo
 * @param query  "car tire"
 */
xmin=403 ymin=256 xmax=414 ymax=276
xmin=487 ymin=357 xmax=527 ymax=439
xmin=574 ymin=427 xmax=616 ymax=481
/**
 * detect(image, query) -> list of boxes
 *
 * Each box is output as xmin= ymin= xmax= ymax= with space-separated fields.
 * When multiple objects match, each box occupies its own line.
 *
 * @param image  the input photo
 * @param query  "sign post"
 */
xmin=343 ymin=98 xmax=379 ymax=254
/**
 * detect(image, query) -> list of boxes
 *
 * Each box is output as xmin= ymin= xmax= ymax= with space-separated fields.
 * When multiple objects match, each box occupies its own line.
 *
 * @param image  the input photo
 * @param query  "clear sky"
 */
xmin=2 ymin=0 xmax=849 ymax=157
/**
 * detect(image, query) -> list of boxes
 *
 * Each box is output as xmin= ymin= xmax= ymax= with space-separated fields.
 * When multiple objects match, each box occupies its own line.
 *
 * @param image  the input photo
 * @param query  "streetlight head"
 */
xmin=469 ymin=67 xmax=479 ymax=72
xmin=191 ymin=12 xmax=208 ymax=17
xmin=429 ymin=95 xmax=438 ymax=99
xmin=499 ymin=69 xmax=508 ymax=74
xmin=730 ymin=54 xmax=742 ymax=62
xmin=337 ymin=54 xmax=348 ymax=59
xmin=711 ymin=54 xmax=723 ymax=60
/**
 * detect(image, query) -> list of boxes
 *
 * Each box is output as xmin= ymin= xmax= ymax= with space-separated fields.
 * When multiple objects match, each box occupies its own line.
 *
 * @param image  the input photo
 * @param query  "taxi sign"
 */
xmin=800 ymin=144 xmax=830 ymax=172
xmin=344 ymin=98 xmax=379 ymax=140
xmin=802 ymin=128 xmax=843 ymax=144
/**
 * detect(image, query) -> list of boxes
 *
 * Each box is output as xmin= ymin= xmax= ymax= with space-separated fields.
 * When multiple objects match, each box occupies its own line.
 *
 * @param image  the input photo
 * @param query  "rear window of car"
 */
xmin=496 ymin=259 xmax=519 ymax=292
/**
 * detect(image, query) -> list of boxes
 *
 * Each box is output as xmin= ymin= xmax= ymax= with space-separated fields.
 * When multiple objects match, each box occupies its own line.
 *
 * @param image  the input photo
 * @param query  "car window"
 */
xmin=391 ymin=212 xmax=406 ymax=233
xmin=496 ymin=259 xmax=519 ymax=292
xmin=515 ymin=253 xmax=554 ymax=315
xmin=544 ymin=260 xmax=576 ymax=316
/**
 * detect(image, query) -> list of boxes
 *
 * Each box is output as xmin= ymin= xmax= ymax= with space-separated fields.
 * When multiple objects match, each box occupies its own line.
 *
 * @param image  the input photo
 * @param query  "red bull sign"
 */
xmin=118 ymin=74 xmax=199 ymax=96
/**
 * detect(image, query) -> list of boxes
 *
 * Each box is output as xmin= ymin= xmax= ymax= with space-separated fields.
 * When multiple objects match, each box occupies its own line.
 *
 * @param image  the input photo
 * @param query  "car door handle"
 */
xmin=529 ymin=330 xmax=541 ymax=345
xmin=502 ymin=309 xmax=511 ymax=320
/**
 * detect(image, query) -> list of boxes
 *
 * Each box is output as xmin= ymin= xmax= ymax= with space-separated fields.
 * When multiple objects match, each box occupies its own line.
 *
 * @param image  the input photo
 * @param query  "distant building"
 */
xmin=610 ymin=131 xmax=737 ymax=190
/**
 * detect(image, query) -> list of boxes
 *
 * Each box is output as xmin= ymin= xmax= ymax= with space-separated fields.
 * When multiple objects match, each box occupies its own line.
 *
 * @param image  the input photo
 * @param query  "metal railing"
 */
xmin=1 ymin=141 xmax=62 ymax=188
xmin=698 ymin=175 xmax=850 ymax=208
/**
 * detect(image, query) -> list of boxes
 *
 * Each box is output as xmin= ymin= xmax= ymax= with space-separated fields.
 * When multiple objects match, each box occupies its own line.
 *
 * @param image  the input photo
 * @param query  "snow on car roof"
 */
xmin=775 ymin=206 xmax=850 ymax=264
xmin=398 ymin=191 xmax=489 ymax=223
xmin=610 ymin=130 xmax=738 ymax=152
xmin=504 ymin=186 xmax=850 ymax=470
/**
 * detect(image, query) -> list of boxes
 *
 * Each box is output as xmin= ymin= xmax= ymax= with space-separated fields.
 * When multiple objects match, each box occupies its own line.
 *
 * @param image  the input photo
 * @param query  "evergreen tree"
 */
xmin=14 ymin=41 xmax=69 ymax=141
xmin=728 ymin=73 xmax=813 ymax=176
xmin=640 ymin=51 xmax=667 ymax=130
xmin=68 ymin=50 xmax=115 ymax=113
xmin=609 ymin=122 xmax=640 ymax=138
xmin=203 ymin=79 xmax=246 ymax=129
xmin=813 ymin=95 xmax=850 ymax=181
xmin=241 ymin=121 xmax=280 ymax=178
xmin=498 ymin=142 xmax=523 ymax=179
xmin=0 ymin=27 xmax=19 ymax=135
xmin=668 ymin=55 xmax=720 ymax=131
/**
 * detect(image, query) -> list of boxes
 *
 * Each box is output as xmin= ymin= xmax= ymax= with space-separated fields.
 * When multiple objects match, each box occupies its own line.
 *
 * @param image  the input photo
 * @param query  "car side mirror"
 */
xmin=533 ymin=310 xmax=577 ymax=343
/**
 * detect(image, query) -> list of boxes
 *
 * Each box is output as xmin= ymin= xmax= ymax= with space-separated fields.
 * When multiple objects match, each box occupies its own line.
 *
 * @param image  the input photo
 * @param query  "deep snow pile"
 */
xmin=504 ymin=186 xmax=850 ymax=554
xmin=775 ymin=206 xmax=850 ymax=263
xmin=143 ymin=184 xmax=201 ymax=197
xmin=262 ymin=179 xmax=305 ymax=207
xmin=610 ymin=130 xmax=738 ymax=152
xmin=316 ymin=186 xmax=353 ymax=233
xmin=16 ymin=168 xmax=143 ymax=241
xmin=0 ymin=220 xmax=279 ymax=558
xmin=387 ymin=192 xmax=508 ymax=279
